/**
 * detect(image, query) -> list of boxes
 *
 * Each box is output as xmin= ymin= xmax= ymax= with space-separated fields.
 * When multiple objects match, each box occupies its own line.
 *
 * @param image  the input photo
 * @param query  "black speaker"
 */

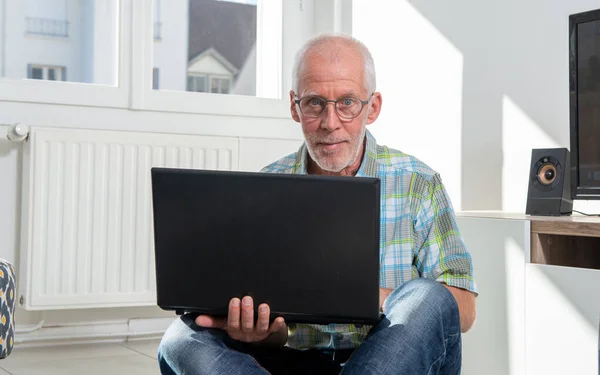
xmin=525 ymin=148 xmax=573 ymax=216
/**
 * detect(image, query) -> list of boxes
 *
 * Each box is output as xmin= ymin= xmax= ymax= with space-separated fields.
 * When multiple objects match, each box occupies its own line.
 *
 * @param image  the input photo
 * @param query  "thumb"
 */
xmin=195 ymin=315 xmax=227 ymax=329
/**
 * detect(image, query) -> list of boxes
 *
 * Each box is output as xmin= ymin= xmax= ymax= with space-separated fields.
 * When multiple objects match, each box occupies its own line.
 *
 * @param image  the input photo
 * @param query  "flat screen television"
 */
xmin=570 ymin=9 xmax=600 ymax=199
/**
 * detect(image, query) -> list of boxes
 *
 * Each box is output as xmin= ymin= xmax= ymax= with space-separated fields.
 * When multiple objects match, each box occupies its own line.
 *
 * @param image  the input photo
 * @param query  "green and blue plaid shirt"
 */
xmin=261 ymin=129 xmax=477 ymax=350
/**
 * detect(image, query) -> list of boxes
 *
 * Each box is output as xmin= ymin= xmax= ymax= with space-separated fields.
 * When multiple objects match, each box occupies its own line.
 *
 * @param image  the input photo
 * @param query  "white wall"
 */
xmin=352 ymin=0 xmax=600 ymax=213
xmin=26 ymin=0 xmax=66 ymax=20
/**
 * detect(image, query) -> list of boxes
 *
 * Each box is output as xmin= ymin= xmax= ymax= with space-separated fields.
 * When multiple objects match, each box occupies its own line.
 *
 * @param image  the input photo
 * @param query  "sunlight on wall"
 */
xmin=352 ymin=0 xmax=464 ymax=209
xmin=502 ymin=95 xmax=560 ymax=213
xmin=504 ymin=237 xmax=526 ymax=375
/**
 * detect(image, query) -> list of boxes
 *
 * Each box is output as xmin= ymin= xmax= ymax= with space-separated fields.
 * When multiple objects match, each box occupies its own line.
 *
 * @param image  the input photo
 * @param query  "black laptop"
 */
xmin=151 ymin=167 xmax=381 ymax=325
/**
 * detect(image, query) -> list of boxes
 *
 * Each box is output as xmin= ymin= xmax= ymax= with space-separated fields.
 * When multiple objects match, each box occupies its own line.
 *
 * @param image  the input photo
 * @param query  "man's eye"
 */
xmin=341 ymin=98 xmax=355 ymax=106
xmin=309 ymin=98 xmax=324 ymax=106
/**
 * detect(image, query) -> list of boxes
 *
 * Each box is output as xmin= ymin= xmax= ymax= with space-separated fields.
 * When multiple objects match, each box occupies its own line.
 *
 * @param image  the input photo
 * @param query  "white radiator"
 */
xmin=18 ymin=127 xmax=239 ymax=310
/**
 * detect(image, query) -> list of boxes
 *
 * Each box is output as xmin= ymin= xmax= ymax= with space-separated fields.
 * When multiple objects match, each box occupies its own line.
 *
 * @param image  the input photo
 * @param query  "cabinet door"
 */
xmin=526 ymin=264 xmax=600 ymax=375
xmin=457 ymin=217 xmax=528 ymax=375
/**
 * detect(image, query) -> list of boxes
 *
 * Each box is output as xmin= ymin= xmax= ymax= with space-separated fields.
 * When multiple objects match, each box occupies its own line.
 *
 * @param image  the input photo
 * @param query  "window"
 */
xmin=152 ymin=0 xmax=259 ymax=97
xmin=211 ymin=77 xmax=230 ymax=94
xmin=1 ymin=0 xmax=119 ymax=86
xmin=153 ymin=68 xmax=160 ymax=90
xmin=186 ymin=74 xmax=230 ymax=94
xmin=0 ymin=0 xmax=311 ymax=116
xmin=30 ymin=67 xmax=43 ymax=80
xmin=187 ymin=75 xmax=206 ymax=92
xmin=27 ymin=64 xmax=66 ymax=81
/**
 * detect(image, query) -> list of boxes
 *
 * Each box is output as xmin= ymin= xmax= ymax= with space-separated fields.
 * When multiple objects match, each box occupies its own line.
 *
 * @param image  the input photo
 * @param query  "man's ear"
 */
xmin=290 ymin=90 xmax=300 ymax=123
xmin=366 ymin=92 xmax=382 ymax=125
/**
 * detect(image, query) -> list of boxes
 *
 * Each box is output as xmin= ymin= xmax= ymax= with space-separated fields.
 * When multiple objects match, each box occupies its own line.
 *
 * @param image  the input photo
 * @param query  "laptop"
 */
xmin=151 ymin=167 xmax=381 ymax=325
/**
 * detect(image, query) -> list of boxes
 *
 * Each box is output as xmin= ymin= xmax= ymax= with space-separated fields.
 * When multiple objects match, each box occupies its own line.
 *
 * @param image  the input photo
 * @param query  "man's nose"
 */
xmin=320 ymin=102 xmax=341 ymax=131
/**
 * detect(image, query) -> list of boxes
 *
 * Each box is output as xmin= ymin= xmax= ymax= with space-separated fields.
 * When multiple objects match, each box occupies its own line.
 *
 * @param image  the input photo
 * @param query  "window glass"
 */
xmin=1 ymin=0 xmax=119 ymax=85
xmin=30 ymin=67 xmax=43 ymax=79
xmin=153 ymin=0 xmax=259 ymax=96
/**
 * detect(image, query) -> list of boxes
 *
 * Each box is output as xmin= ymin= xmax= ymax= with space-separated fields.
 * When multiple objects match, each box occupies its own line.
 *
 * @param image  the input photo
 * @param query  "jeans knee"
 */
xmin=158 ymin=314 xmax=228 ymax=373
xmin=383 ymin=278 xmax=459 ymax=330
xmin=157 ymin=316 xmax=188 ymax=368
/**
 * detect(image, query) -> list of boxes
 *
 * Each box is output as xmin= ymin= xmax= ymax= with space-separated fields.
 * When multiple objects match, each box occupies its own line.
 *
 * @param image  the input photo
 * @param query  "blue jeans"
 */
xmin=157 ymin=278 xmax=462 ymax=374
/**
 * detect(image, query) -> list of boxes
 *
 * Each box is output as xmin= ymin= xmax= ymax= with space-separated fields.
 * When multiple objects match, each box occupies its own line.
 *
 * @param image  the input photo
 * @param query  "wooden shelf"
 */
xmin=530 ymin=217 xmax=600 ymax=270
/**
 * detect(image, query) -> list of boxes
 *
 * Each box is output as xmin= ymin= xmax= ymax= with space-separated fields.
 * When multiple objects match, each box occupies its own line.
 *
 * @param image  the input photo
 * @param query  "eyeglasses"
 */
xmin=294 ymin=94 xmax=371 ymax=119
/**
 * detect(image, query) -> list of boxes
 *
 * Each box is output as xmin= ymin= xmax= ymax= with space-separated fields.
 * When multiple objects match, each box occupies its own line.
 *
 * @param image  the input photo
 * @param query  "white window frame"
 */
xmin=0 ymin=0 xmax=343 ymax=119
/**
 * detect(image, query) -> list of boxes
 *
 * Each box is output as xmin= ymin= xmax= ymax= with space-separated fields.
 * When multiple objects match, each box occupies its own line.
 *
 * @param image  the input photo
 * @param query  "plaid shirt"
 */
xmin=261 ymin=129 xmax=477 ymax=350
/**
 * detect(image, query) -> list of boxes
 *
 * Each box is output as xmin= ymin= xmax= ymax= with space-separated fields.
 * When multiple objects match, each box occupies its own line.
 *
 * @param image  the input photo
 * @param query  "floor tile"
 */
xmin=122 ymin=339 xmax=160 ymax=359
xmin=1 ymin=342 xmax=135 ymax=365
xmin=1 ymin=354 xmax=159 ymax=375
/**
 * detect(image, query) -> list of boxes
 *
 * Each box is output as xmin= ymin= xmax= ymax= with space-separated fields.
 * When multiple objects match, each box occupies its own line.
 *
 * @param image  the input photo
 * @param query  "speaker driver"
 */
xmin=537 ymin=163 xmax=557 ymax=185
xmin=532 ymin=156 xmax=563 ymax=191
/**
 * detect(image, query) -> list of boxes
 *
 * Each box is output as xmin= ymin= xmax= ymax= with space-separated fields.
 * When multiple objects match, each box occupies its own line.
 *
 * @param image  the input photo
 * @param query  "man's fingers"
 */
xmin=256 ymin=304 xmax=270 ymax=333
xmin=227 ymin=298 xmax=241 ymax=331
xmin=241 ymin=296 xmax=254 ymax=333
xmin=269 ymin=317 xmax=286 ymax=333
xmin=195 ymin=314 xmax=227 ymax=329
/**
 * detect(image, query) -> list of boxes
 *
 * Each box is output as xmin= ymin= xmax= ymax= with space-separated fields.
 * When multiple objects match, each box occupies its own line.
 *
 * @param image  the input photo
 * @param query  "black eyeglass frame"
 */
xmin=293 ymin=93 xmax=374 ymax=119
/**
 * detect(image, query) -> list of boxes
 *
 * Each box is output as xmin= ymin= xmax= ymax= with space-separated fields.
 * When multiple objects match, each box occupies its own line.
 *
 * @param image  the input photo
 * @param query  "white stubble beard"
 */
xmin=305 ymin=122 xmax=367 ymax=173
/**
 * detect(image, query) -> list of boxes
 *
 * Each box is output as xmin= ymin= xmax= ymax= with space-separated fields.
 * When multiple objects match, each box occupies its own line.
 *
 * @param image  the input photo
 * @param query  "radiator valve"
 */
xmin=5 ymin=123 xmax=29 ymax=142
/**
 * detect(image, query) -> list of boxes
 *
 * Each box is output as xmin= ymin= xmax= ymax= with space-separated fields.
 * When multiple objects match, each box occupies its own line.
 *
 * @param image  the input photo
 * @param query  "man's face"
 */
xmin=290 ymin=47 xmax=380 ymax=173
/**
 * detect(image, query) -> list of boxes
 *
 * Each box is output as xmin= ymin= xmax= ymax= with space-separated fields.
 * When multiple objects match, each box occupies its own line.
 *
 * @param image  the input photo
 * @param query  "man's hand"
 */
xmin=195 ymin=296 xmax=288 ymax=346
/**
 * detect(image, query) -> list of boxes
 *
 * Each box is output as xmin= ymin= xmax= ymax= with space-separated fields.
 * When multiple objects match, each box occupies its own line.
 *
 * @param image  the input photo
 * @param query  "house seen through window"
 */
xmin=153 ymin=0 xmax=257 ymax=96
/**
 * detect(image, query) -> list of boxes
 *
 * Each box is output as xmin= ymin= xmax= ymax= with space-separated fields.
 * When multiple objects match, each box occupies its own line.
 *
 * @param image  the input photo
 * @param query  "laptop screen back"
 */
xmin=151 ymin=168 xmax=381 ymax=325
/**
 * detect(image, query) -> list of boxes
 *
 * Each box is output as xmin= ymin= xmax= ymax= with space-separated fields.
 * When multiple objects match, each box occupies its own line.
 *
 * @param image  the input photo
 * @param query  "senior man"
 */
xmin=158 ymin=33 xmax=477 ymax=375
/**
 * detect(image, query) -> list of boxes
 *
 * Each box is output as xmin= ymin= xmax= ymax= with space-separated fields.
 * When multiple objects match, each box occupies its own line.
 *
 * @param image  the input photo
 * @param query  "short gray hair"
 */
xmin=292 ymin=33 xmax=376 ymax=96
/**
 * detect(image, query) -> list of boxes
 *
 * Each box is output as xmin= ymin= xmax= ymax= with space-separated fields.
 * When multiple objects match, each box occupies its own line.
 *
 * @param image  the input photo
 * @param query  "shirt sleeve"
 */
xmin=412 ymin=173 xmax=478 ymax=295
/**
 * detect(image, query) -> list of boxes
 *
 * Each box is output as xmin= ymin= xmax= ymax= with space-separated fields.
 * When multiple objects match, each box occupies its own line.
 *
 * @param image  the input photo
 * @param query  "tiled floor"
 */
xmin=0 ymin=339 xmax=161 ymax=375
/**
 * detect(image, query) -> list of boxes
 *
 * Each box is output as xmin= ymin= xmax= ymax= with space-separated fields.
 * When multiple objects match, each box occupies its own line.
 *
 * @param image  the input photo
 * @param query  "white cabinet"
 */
xmin=456 ymin=212 xmax=600 ymax=375
xmin=525 ymin=264 xmax=600 ymax=375
xmin=457 ymin=216 xmax=527 ymax=375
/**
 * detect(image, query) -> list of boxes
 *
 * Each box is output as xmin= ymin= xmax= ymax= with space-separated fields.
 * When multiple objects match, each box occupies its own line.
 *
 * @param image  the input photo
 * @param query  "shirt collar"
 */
xmin=293 ymin=129 xmax=378 ymax=177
